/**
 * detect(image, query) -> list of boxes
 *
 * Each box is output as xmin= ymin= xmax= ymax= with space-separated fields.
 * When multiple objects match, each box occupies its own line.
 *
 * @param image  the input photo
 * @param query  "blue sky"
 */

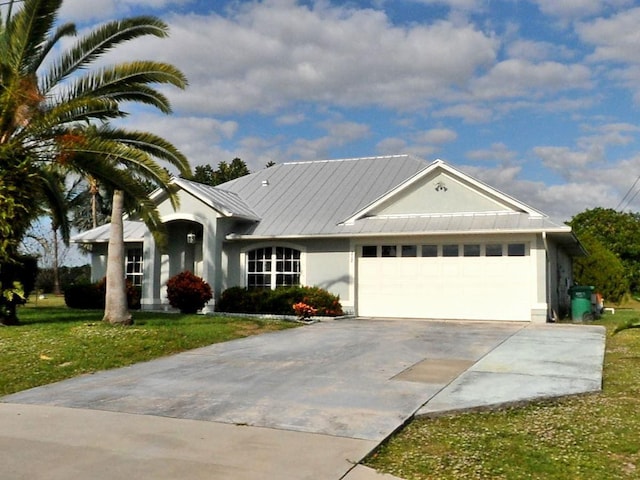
xmin=45 ymin=0 xmax=640 ymax=222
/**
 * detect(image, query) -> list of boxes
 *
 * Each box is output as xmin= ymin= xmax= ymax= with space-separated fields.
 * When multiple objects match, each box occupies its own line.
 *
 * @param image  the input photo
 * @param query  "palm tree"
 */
xmin=0 ymin=0 xmax=192 ymax=324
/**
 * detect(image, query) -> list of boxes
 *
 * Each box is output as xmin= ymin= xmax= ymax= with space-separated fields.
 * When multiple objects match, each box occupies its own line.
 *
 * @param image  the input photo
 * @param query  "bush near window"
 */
xmin=166 ymin=271 xmax=213 ymax=314
xmin=216 ymin=286 xmax=343 ymax=316
xmin=64 ymin=278 xmax=141 ymax=310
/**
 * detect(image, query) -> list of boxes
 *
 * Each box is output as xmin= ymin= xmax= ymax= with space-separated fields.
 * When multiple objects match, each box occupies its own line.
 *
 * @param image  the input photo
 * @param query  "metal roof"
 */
xmin=221 ymin=155 xmax=428 ymax=237
xmin=172 ymin=177 xmax=260 ymax=221
xmin=72 ymin=220 xmax=148 ymax=243
xmin=335 ymin=212 xmax=570 ymax=236
xmin=72 ymin=155 xmax=576 ymax=245
xmin=221 ymin=155 xmax=570 ymax=239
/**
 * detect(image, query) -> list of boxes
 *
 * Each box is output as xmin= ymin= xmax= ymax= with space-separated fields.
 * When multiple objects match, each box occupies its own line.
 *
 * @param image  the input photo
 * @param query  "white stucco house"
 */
xmin=73 ymin=155 xmax=584 ymax=322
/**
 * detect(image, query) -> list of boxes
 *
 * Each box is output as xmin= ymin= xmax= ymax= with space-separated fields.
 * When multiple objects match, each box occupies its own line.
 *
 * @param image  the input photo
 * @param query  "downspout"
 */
xmin=542 ymin=231 xmax=552 ymax=322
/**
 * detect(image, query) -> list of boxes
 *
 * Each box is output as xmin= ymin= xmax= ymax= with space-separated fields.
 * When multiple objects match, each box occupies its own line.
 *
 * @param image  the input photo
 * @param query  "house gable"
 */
xmin=372 ymin=170 xmax=515 ymax=216
xmin=343 ymin=159 xmax=543 ymax=224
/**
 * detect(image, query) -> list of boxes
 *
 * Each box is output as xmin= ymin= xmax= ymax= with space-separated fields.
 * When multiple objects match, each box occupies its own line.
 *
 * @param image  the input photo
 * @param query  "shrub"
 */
xmin=166 ymin=271 xmax=213 ymax=314
xmin=64 ymin=278 xmax=141 ymax=310
xmin=36 ymin=265 xmax=91 ymax=293
xmin=0 ymin=255 xmax=38 ymax=324
xmin=216 ymin=285 xmax=343 ymax=316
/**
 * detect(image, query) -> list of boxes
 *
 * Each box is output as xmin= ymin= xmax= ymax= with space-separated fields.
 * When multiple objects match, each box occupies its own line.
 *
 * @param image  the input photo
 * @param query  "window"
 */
xmin=463 ymin=244 xmax=481 ymax=257
xmin=421 ymin=245 xmax=438 ymax=257
xmin=362 ymin=245 xmax=377 ymax=257
xmin=247 ymin=247 xmax=301 ymax=289
xmin=381 ymin=245 xmax=397 ymax=257
xmin=485 ymin=244 xmax=503 ymax=257
xmin=442 ymin=244 xmax=459 ymax=257
xmin=126 ymin=247 xmax=143 ymax=286
xmin=401 ymin=245 xmax=417 ymax=257
xmin=508 ymin=243 xmax=526 ymax=256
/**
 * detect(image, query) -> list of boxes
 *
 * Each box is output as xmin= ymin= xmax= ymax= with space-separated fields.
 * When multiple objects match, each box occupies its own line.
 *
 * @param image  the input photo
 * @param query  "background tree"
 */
xmin=190 ymin=158 xmax=250 ymax=186
xmin=0 ymin=0 xmax=191 ymax=324
xmin=572 ymin=233 xmax=628 ymax=303
xmin=568 ymin=208 xmax=640 ymax=293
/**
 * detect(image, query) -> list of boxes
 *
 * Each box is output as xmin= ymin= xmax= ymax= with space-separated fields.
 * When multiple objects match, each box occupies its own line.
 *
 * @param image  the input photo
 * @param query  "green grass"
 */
xmin=0 ymin=302 xmax=296 ymax=396
xmin=365 ymin=310 xmax=640 ymax=480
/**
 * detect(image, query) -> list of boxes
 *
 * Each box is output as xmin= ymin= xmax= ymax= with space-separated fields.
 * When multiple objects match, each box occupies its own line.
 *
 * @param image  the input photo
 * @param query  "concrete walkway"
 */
xmin=0 ymin=319 xmax=605 ymax=480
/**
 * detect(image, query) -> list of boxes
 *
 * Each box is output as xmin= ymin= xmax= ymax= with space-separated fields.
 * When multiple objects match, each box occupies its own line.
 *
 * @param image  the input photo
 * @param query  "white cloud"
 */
xmin=470 ymin=59 xmax=592 ymax=100
xmin=433 ymin=103 xmax=493 ymax=123
xmin=534 ymin=122 xmax=640 ymax=181
xmin=413 ymin=128 xmax=458 ymax=145
xmin=58 ymin=0 xmax=194 ymax=23
xmin=284 ymin=120 xmax=371 ymax=160
xmin=466 ymin=142 xmax=518 ymax=162
xmin=577 ymin=7 xmax=640 ymax=63
xmin=462 ymin=163 xmax=616 ymax=221
xmin=111 ymin=0 xmax=498 ymax=114
xmin=376 ymin=137 xmax=408 ymax=155
xmin=533 ymin=0 xmax=605 ymax=19
xmin=506 ymin=40 xmax=576 ymax=62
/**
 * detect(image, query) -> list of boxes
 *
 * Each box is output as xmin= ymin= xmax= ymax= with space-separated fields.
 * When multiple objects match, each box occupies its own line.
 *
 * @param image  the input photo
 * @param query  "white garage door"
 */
xmin=357 ymin=243 xmax=534 ymax=321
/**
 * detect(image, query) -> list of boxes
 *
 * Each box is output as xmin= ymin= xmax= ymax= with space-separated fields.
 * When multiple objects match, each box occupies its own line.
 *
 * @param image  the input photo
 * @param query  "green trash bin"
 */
xmin=569 ymin=286 xmax=594 ymax=322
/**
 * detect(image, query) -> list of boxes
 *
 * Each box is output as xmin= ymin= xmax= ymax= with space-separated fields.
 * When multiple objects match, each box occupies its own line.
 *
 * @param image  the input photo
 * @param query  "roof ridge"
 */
xmin=282 ymin=154 xmax=417 ymax=166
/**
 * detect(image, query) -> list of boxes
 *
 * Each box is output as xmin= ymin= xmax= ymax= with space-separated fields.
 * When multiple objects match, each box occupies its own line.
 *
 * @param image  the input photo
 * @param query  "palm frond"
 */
xmin=96 ymin=125 xmax=190 ymax=176
xmin=63 ymin=61 xmax=187 ymax=105
xmin=613 ymin=318 xmax=640 ymax=335
xmin=32 ymin=22 xmax=76 ymax=76
xmin=37 ymin=166 xmax=71 ymax=243
xmin=44 ymin=16 xmax=170 ymax=89
xmin=5 ymin=0 xmax=63 ymax=75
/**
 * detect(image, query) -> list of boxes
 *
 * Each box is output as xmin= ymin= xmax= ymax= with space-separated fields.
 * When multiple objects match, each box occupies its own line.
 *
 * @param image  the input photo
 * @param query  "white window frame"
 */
xmin=125 ymin=246 xmax=143 ymax=287
xmin=244 ymin=245 xmax=304 ymax=289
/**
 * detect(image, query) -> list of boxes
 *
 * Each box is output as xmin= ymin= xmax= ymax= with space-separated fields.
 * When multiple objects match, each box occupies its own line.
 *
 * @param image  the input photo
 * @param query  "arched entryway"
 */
xmin=165 ymin=220 xmax=204 ymax=277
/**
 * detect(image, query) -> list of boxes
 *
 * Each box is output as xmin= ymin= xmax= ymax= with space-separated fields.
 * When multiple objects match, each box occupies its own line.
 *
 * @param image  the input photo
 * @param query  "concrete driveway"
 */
xmin=1 ymin=318 xmax=605 ymax=480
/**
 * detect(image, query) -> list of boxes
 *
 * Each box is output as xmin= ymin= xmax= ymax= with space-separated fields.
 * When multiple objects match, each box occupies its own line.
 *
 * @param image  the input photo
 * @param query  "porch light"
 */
xmin=186 ymin=232 xmax=196 ymax=244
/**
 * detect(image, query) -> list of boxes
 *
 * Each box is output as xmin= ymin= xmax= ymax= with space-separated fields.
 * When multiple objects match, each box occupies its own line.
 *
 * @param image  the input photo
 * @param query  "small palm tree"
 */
xmin=0 ymin=0 xmax=192 ymax=324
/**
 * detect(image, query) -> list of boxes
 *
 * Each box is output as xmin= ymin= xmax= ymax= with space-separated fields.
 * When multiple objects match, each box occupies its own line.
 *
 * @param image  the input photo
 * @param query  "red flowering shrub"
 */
xmin=166 ymin=271 xmax=212 ymax=314
xmin=292 ymin=302 xmax=317 ymax=319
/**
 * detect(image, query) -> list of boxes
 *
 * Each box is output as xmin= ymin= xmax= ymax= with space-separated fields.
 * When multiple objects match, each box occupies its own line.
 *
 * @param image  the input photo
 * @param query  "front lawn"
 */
xmin=0 ymin=302 xmax=296 ymax=396
xmin=365 ymin=310 xmax=640 ymax=480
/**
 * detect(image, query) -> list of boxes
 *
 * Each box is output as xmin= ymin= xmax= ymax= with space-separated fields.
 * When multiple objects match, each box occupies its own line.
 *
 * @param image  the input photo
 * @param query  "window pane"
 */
xmin=464 ymin=244 xmax=480 ymax=257
xmin=247 ymin=247 xmax=301 ymax=289
xmin=362 ymin=246 xmax=377 ymax=257
xmin=401 ymin=245 xmax=417 ymax=257
xmin=421 ymin=245 xmax=438 ymax=257
xmin=442 ymin=244 xmax=459 ymax=257
xmin=508 ymin=243 xmax=526 ymax=256
xmin=486 ymin=244 xmax=502 ymax=256
xmin=381 ymin=245 xmax=397 ymax=257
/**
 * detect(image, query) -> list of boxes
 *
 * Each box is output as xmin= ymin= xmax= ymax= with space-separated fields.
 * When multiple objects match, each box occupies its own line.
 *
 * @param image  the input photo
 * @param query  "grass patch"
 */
xmin=365 ymin=310 xmax=640 ymax=480
xmin=0 ymin=303 xmax=297 ymax=396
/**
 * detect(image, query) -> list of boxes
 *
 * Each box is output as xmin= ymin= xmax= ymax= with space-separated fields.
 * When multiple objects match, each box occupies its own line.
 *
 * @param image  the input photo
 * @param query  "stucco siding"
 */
xmin=374 ymin=171 xmax=513 ymax=216
xmin=304 ymin=239 xmax=352 ymax=305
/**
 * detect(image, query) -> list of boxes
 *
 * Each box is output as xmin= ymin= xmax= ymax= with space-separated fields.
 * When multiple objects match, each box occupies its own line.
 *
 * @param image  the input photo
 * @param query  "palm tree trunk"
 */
xmin=89 ymin=176 xmax=99 ymax=229
xmin=52 ymin=225 xmax=61 ymax=295
xmin=103 ymin=190 xmax=131 ymax=325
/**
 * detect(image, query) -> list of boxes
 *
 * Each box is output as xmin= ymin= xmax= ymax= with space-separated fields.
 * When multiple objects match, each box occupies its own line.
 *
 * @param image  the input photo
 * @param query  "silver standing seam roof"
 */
xmin=71 ymin=155 xmax=579 ymax=248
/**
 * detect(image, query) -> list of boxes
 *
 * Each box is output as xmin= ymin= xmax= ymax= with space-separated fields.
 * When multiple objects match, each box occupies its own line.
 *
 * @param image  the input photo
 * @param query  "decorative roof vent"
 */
xmin=434 ymin=181 xmax=448 ymax=192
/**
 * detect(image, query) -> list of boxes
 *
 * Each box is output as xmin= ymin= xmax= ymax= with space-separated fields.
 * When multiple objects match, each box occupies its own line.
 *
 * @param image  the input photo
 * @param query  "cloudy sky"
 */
xmin=44 ymin=0 xmax=640 ymax=221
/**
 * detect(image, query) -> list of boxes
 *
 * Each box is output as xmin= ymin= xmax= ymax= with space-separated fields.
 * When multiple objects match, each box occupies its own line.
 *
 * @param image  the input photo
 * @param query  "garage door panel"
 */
xmin=357 ymin=256 xmax=532 ymax=321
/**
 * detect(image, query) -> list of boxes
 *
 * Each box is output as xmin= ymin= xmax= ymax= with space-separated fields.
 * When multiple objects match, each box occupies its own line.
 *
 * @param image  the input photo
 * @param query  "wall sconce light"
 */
xmin=186 ymin=232 xmax=196 ymax=244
